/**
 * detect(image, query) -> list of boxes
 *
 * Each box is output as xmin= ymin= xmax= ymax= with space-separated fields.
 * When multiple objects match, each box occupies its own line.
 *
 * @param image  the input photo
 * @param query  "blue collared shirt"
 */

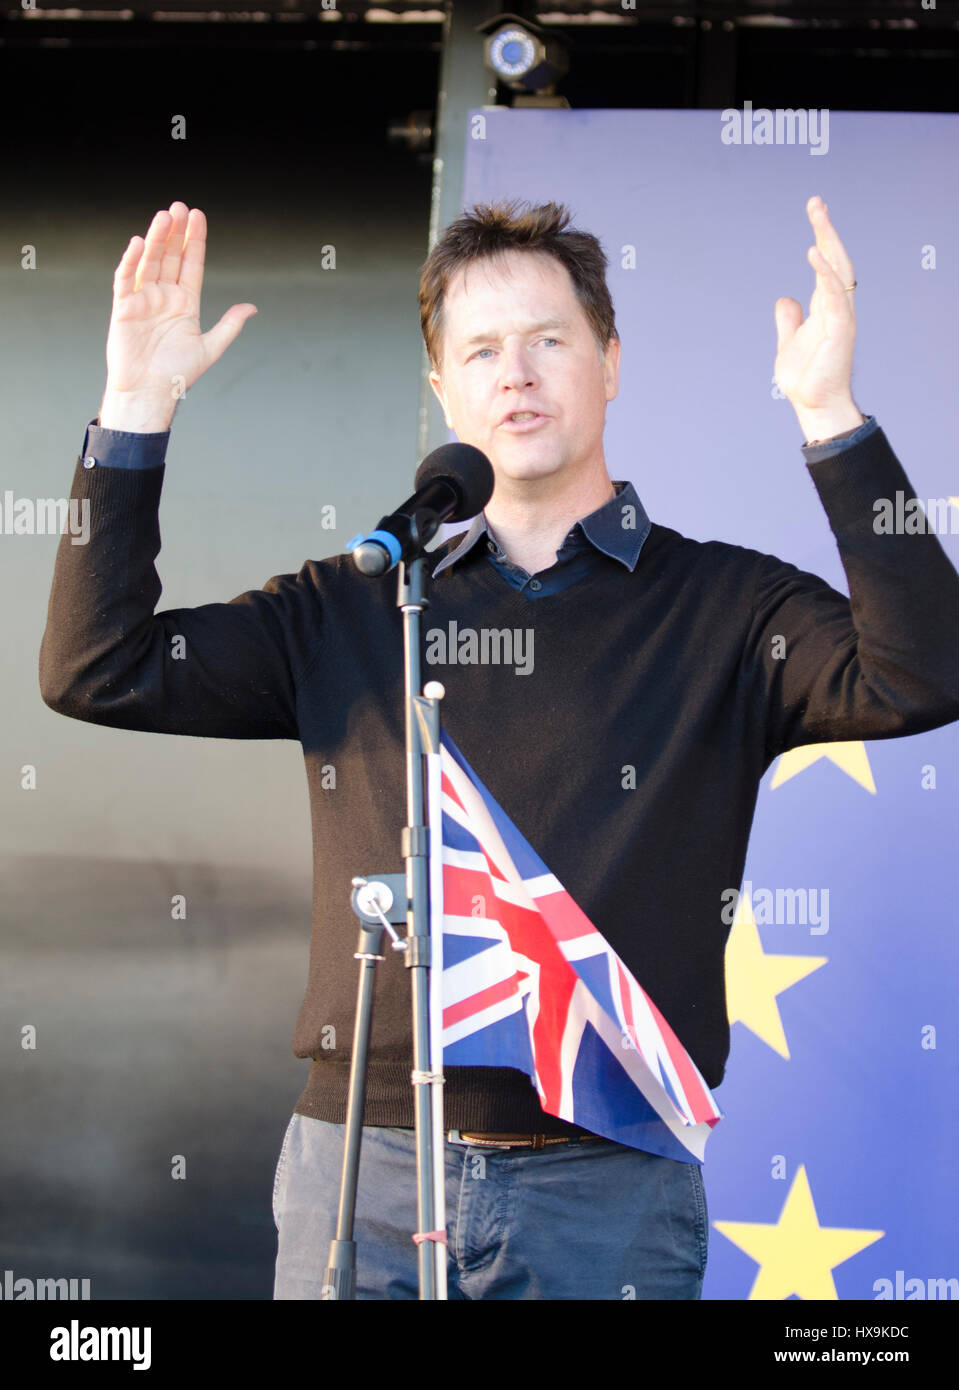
xmin=77 ymin=412 xmax=880 ymax=600
xmin=430 ymin=477 xmax=651 ymax=596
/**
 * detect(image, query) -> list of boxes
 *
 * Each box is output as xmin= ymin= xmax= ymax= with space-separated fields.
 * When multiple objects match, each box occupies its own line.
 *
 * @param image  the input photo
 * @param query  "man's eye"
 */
xmin=470 ymin=340 xmax=557 ymax=359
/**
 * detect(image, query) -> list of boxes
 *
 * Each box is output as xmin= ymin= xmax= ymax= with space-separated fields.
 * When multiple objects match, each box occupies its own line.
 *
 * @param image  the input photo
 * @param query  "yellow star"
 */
xmin=714 ymin=1165 xmax=884 ymax=1299
xmin=725 ymin=894 xmax=827 ymax=1058
xmin=771 ymin=741 xmax=875 ymax=793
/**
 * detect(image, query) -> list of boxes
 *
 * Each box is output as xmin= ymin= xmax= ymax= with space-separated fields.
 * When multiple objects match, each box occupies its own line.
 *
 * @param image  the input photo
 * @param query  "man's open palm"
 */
xmin=105 ymin=202 xmax=257 ymax=401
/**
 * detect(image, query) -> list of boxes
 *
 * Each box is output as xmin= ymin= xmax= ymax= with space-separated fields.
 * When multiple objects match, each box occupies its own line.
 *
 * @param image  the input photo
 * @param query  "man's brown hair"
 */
xmin=418 ymin=200 xmax=618 ymax=372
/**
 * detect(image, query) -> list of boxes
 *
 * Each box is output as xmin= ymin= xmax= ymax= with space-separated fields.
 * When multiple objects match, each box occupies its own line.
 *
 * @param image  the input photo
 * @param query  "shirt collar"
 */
xmin=430 ymin=478 xmax=651 ymax=579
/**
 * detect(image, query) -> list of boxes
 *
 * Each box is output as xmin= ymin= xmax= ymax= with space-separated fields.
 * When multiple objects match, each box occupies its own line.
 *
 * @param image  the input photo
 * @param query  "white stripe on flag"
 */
xmin=443 ymin=944 xmax=516 ymax=1006
xmin=442 ymin=913 xmax=510 ymax=941
xmin=440 ymin=753 xmax=534 ymax=904
xmin=442 ymin=993 xmax=526 ymax=1048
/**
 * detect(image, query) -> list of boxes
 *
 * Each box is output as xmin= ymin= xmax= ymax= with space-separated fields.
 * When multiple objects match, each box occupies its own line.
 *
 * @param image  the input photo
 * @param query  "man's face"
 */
xmin=428 ymin=250 xmax=620 ymax=488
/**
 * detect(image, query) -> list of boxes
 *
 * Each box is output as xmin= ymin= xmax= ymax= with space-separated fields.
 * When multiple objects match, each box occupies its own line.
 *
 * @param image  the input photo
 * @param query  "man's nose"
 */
xmin=497 ymin=344 xmax=539 ymax=390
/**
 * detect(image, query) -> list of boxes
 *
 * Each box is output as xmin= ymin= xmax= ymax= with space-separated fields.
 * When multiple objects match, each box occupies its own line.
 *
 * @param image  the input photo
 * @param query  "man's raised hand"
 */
xmin=773 ymin=196 xmax=864 ymax=443
xmin=99 ymin=203 xmax=258 ymax=432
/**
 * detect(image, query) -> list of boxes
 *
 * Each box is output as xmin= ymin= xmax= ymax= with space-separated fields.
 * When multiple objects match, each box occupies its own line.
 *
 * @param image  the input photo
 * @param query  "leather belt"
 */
xmin=447 ymin=1129 xmax=607 ymax=1150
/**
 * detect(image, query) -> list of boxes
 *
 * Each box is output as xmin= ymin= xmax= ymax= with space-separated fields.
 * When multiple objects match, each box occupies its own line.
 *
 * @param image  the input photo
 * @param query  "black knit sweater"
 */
xmin=39 ymin=425 xmax=959 ymax=1134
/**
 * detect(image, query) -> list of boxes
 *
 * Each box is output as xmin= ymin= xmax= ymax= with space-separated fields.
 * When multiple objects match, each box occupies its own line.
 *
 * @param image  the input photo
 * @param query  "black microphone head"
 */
xmin=414 ymin=443 xmax=494 ymax=522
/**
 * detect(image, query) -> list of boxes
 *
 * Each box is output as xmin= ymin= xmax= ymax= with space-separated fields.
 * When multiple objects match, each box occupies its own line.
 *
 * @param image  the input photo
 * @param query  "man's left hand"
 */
xmin=774 ymin=196 xmax=864 ymax=442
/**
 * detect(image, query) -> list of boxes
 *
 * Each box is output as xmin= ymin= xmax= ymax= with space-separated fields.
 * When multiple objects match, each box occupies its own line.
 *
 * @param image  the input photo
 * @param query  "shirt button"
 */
xmin=486 ymin=540 xmax=497 ymax=552
xmin=82 ymin=455 xmax=97 ymax=469
xmin=529 ymin=579 xmax=542 ymax=591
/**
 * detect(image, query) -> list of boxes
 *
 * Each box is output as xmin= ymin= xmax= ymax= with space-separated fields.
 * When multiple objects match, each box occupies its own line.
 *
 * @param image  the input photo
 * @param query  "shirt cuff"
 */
xmin=79 ymin=415 xmax=169 ymax=470
xmin=800 ymin=413 xmax=878 ymax=463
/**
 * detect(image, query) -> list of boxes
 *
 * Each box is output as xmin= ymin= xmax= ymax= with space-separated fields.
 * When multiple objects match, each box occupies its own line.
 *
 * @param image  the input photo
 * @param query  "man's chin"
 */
xmin=489 ymin=451 xmax=566 ymax=484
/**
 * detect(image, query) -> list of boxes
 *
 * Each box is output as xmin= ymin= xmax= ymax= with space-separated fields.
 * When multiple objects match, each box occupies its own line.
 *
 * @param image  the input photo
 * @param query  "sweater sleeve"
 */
xmin=746 ymin=422 xmax=959 ymax=764
xmin=39 ymin=454 xmax=319 ymax=739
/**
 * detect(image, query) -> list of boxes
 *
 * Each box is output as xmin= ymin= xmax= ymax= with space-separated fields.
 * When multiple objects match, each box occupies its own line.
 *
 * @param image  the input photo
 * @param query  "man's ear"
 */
xmin=428 ymin=367 xmax=453 ymax=429
xmin=603 ymin=336 xmax=621 ymax=403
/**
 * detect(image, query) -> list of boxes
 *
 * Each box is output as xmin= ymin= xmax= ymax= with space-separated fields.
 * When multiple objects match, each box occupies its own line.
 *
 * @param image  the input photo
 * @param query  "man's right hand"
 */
xmin=98 ymin=202 xmax=258 ymax=433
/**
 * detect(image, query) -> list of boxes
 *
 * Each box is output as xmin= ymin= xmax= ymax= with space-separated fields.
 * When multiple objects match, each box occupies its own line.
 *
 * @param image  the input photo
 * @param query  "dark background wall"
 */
xmin=2 ymin=3 xmax=957 ymax=1300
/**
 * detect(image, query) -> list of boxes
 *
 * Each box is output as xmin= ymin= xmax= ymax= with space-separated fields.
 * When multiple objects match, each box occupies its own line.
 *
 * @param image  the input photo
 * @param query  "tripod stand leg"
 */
xmin=322 ymin=921 xmax=385 ymax=1300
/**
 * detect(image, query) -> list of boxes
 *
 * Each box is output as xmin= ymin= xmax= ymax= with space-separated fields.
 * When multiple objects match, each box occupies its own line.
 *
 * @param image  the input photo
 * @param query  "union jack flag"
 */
xmin=427 ymin=731 xmax=723 ymax=1162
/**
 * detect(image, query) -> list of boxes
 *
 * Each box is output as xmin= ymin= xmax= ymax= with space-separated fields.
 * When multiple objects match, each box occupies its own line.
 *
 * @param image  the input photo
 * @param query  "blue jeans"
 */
xmin=272 ymin=1114 xmax=708 ymax=1300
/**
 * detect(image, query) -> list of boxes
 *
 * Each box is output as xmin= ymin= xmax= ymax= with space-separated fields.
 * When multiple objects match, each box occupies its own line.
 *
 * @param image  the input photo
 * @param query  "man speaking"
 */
xmin=40 ymin=197 xmax=959 ymax=1299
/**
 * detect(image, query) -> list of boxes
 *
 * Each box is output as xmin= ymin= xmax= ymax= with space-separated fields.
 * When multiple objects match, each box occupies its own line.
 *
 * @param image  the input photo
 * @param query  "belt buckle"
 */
xmin=446 ymin=1130 xmax=513 ymax=1149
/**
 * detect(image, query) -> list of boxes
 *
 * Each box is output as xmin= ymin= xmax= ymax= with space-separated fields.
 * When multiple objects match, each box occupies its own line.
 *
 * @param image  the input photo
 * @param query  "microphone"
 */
xmin=346 ymin=443 xmax=494 ymax=576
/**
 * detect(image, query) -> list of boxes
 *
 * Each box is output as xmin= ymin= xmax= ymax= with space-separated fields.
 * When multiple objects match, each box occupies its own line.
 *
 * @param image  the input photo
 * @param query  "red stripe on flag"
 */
xmin=533 ymin=887 xmax=602 ymax=944
xmin=441 ymin=771 xmax=467 ymax=814
xmin=443 ymin=863 xmax=497 ymax=918
xmin=443 ymin=973 xmax=519 ymax=1028
xmin=443 ymin=865 xmax=546 ymax=931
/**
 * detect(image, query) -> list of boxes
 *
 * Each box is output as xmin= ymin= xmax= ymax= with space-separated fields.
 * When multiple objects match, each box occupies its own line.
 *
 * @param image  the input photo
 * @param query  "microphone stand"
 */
xmin=322 ymin=548 xmax=448 ymax=1301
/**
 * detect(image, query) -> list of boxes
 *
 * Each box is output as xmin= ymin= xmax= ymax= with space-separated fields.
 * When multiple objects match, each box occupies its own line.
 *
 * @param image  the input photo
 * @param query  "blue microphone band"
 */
xmin=358 ymin=529 xmax=403 ymax=565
